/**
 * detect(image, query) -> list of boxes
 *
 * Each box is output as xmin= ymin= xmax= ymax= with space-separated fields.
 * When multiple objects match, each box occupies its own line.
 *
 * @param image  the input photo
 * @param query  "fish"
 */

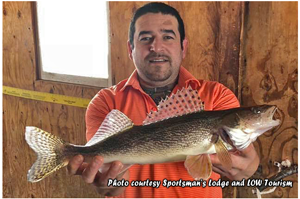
xmin=25 ymin=86 xmax=280 ymax=183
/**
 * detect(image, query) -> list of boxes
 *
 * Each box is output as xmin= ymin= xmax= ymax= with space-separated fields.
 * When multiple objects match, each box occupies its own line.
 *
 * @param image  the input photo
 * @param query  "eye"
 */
xmin=140 ymin=37 xmax=152 ymax=42
xmin=163 ymin=36 xmax=174 ymax=40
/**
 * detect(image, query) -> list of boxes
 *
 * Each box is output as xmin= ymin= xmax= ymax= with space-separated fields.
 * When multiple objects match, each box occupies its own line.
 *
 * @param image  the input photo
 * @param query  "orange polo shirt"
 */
xmin=86 ymin=66 xmax=240 ymax=198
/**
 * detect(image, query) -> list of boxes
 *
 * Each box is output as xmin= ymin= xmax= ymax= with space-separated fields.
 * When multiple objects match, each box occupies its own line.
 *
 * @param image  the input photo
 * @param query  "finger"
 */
xmin=210 ymin=154 xmax=222 ymax=166
xmin=82 ymin=156 xmax=104 ymax=184
xmin=212 ymin=166 xmax=227 ymax=177
xmin=75 ymin=162 xmax=89 ymax=175
xmin=67 ymin=155 xmax=84 ymax=175
xmin=212 ymin=164 xmax=241 ymax=178
xmin=211 ymin=153 xmax=239 ymax=175
xmin=96 ymin=161 xmax=123 ymax=187
xmin=211 ymin=151 xmax=248 ymax=170
xmin=238 ymin=143 xmax=255 ymax=157
xmin=107 ymin=161 xmax=124 ymax=179
xmin=116 ymin=168 xmax=128 ymax=179
xmin=229 ymin=150 xmax=256 ymax=171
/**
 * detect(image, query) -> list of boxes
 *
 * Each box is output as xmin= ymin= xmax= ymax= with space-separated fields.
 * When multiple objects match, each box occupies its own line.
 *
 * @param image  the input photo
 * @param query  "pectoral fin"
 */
xmin=184 ymin=154 xmax=212 ymax=180
xmin=214 ymin=137 xmax=232 ymax=171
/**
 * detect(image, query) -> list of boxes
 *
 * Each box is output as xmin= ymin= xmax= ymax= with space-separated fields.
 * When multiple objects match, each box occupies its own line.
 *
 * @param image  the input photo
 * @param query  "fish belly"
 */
xmin=101 ymin=143 xmax=216 ymax=165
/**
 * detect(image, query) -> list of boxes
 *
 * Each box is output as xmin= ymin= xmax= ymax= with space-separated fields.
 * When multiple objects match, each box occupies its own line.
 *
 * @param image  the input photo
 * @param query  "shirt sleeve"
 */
xmin=85 ymin=89 xmax=113 ymax=142
xmin=212 ymin=83 xmax=240 ymax=110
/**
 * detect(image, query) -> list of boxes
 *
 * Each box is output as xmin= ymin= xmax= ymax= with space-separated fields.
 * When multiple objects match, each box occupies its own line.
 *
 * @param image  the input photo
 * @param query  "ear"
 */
xmin=127 ymin=40 xmax=133 ymax=60
xmin=182 ymin=39 xmax=188 ymax=59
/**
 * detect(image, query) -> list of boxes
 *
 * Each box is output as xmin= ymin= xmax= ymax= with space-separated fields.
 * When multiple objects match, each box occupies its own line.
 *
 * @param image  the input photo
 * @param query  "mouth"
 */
xmin=148 ymin=57 xmax=169 ymax=64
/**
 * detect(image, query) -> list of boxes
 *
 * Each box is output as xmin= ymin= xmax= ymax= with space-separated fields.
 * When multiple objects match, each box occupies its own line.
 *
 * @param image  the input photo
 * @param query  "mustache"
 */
xmin=145 ymin=52 xmax=171 ymax=61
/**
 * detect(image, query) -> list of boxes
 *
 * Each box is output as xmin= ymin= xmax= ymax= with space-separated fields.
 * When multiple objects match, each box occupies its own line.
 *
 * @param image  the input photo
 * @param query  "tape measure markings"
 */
xmin=3 ymin=86 xmax=91 ymax=108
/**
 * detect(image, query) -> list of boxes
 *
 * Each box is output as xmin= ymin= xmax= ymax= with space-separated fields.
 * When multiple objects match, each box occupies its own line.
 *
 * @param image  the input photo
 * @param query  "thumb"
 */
xmin=209 ymin=154 xmax=221 ymax=165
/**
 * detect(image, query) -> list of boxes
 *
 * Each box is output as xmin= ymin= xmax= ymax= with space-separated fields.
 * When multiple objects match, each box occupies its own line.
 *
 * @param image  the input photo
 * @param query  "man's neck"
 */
xmin=139 ymin=77 xmax=178 ymax=105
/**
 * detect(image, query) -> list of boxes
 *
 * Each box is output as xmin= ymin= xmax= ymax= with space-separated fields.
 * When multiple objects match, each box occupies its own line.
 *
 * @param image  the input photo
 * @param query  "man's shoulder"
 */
xmin=196 ymin=79 xmax=239 ymax=109
xmin=89 ymin=79 xmax=129 ymax=108
xmin=98 ymin=78 xmax=129 ymax=95
xmin=197 ymin=79 xmax=227 ymax=91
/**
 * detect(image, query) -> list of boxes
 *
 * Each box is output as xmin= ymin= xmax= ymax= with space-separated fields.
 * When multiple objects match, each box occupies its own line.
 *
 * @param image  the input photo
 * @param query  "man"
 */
xmin=67 ymin=2 xmax=259 ymax=198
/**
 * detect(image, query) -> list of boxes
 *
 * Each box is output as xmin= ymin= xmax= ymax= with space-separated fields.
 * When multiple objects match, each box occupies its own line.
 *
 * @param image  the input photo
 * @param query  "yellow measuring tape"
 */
xmin=3 ymin=86 xmax=91 ymax=108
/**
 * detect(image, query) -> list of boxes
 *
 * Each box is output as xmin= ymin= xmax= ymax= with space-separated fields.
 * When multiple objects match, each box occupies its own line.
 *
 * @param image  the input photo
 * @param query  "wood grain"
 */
xmin=238 ymin=2 xmax=298 ymax=198
xmin=174 ymin=2 xmax=242 ymax=95
xmin=3 ymin=2 xmax=36 ymax=89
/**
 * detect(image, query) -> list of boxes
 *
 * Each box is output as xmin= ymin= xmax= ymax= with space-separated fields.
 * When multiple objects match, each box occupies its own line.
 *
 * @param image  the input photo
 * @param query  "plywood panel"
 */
xmin=3 ymin=2 xmax=36 ymax=89
xmin=238 ymin=2 xmax=298 ymax=198
xmin=173 ymin=2 xmax=242 ymax=95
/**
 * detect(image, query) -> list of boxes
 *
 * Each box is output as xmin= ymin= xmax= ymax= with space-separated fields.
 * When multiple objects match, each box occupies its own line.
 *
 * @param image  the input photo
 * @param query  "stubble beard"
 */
xmin=144 ymin=64 xmax=172 ymax=82
xmin=142 ymin=52 xmax=174 ymax=82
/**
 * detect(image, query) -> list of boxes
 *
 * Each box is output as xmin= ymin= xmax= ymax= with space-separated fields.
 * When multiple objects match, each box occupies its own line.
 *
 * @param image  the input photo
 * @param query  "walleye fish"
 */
xmin=25 ymin=87 xmax=280 ymax=183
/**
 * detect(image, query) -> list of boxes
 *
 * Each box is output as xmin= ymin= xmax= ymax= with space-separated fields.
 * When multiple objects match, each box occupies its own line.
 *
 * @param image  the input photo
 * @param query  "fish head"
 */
xmin=234 ymin=105 xmax=280 ymax=133
xmin=221 ymin=105 xmax=281 ymax=150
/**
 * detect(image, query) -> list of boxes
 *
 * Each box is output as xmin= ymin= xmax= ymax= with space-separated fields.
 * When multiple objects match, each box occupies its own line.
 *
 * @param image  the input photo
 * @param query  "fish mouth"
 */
xmin=266 ymin=106 xmax=279 ymax=121
xmin=272 ymin=107 xmax=281 ymax=121
xmin=260 ymin=105 xmax=281 ymax=129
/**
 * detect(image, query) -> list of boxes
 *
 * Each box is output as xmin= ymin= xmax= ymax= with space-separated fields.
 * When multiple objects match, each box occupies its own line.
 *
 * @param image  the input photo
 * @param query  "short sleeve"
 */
xmin=85 ymin=89 xmax=113 ymax=142
xmin=212 ymin=83 xmax=240 ymax=110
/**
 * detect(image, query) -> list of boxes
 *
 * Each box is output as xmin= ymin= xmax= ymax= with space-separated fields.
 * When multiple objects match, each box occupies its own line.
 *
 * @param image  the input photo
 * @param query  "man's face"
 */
xmin=128 ymin=13 xmax=187 ymax=87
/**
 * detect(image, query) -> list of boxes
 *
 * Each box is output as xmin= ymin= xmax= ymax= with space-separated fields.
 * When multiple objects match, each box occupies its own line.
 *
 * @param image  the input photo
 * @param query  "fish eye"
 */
xmin=251 ymin=107 xmax=261 ymax=114
xmin=254 ymin=109 xmax=261 ymax=114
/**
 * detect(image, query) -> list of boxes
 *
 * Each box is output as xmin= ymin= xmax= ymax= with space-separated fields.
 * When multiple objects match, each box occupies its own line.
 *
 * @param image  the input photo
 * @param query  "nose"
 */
xmin=149 ymin=38 xmax=164 ymax=53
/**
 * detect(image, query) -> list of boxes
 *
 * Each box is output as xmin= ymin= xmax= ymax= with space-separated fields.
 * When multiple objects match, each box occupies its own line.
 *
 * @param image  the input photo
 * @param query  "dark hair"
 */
xmin=129 ymin=2 xmax=185 ymax=49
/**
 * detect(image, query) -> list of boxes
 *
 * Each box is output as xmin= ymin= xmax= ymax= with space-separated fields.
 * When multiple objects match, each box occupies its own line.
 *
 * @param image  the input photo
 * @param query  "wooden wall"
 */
xmin=3 ymin=1 xmax=297 ymax=198
xmin=237 ymin=2 xmax=298 ymax=198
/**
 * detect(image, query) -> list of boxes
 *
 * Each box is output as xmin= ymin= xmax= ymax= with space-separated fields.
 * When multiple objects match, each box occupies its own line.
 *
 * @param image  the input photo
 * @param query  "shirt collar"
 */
xmin=119 ymin=66 xmax=201 ymax=92
xmin=177 ymin=66 xmax=201 ymax=89
xmin=119 ymin=70 xmax=143 ymax=92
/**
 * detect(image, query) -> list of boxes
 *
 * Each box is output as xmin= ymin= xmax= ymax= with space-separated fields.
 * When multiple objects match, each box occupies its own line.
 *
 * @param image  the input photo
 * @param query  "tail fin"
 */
xmin=25 ymin=126 xmax=69 ymax=182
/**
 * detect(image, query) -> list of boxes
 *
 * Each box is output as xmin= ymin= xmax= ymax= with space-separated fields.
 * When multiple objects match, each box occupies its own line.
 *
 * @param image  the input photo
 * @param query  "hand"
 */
xmin=67 ymin=155 xmax=129 ymax=196
xmin=210 ymin=143 xmax=259 ymax=180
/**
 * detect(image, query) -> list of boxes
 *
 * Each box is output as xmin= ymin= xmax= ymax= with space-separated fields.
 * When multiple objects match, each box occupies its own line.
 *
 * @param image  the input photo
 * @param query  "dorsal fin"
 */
xmin=143 ymin=86 xmax=204 ymax=125
xmin=85 ymin=109 xmax=134 ymax=146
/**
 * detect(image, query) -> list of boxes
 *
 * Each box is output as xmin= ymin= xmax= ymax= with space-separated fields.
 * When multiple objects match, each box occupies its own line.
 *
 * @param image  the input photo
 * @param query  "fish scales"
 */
xmin=64 ymin=111 xmax=232 ymax=165
xmin=25 ymin=86 xmax=280 ymax=182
